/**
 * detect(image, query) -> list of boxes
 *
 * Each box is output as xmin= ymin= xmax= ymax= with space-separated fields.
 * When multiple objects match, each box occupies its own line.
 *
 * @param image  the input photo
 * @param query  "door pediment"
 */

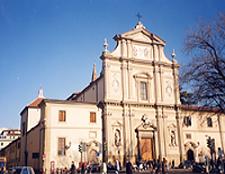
xmin=135 ymin=122 xmax=157 ymax=132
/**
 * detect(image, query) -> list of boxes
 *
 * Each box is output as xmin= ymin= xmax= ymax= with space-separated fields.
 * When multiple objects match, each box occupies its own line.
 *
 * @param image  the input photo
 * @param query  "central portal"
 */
xmin=135 ymin=124 xmax=156 ymax=162
xmin=140 ymin=137 xmax=153 ymax=160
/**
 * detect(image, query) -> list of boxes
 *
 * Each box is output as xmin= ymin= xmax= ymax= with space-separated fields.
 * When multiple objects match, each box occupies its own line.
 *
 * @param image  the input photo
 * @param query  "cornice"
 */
xmin=101 ymin=54 xmax=177 ymax=69
xmin=100 ymin=100 xmax=180 ymax=110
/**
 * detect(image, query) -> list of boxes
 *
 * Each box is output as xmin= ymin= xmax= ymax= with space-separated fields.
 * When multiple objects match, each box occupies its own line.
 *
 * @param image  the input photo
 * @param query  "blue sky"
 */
xmin=0 ymin=0 xmax=224 ymax=128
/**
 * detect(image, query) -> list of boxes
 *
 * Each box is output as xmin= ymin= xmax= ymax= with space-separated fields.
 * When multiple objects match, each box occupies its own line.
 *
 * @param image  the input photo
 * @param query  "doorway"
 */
xmin=187 ymin=149 xmax=194 ymax=161
xmin=140 ymin=137 xmax=153 ymax=161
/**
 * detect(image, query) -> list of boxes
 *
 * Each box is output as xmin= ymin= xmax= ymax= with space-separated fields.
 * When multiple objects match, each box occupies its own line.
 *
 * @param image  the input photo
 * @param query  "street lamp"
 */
xmin=206 ymin=135 xmax=216 ymax=170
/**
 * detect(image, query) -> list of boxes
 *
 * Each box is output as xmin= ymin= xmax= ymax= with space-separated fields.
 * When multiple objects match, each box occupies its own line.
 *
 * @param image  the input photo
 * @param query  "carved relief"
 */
xmin=165 ymin=80 xmax=173 ymax=97
xmin=114 ymin=129 xmax=121 ymax=147
xmin=112 ymin=121 xmax=123 ymax=147
xmin=168 ymin=124 xmax=177 ymax=147
xmin=133 ymin=46 xmax=138 ymax=57
xmin=170 ymin=130 xmax=176 ymax=146
xmin=111 ymin=72 xmax=120 ymax=94
xmin=132 ymin=45 xmax=150 ymax=59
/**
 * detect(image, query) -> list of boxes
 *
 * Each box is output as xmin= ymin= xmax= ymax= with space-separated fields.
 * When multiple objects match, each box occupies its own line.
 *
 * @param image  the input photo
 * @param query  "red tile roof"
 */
xmin=28 ymin=98 xmax=44 ymax=107
xmin=181 ymin=105 xmax=220 ymax=112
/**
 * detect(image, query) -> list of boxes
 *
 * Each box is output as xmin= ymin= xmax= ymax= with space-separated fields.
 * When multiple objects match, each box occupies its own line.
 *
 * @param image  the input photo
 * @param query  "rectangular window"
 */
xmin=59 ymin=110 xmax=66 ymax=122
xmin=140 ymin=81 xmax=148 ymax=100
xmin=90 ymin=112 xmax=96 ymax=123
xmin=207 ymin=117 xmax=213 ymax=127
xmin=186 ymin=134 xmax=192 ymax=139
xmin=32 ymin=153 xmax=39 ymax=159
xmin=58 ymin=137 xmax=66 ymax=156
xmin=183 ymin=116 xmax=192 ymax=127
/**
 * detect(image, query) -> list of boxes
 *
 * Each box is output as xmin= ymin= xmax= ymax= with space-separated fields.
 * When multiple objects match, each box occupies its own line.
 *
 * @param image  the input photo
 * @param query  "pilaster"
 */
xmin=102 ymin=104 xmax=109 ymax=162
xmin=155 ymin=106 xmax=163 ymax=160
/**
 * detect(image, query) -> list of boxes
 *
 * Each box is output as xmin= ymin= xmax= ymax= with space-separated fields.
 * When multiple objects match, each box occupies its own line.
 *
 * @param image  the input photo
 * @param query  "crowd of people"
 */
xmin=133 ymin=158 xmax=170 ymax=174
xmin=51 ymin=158 xmax=170 ymax=174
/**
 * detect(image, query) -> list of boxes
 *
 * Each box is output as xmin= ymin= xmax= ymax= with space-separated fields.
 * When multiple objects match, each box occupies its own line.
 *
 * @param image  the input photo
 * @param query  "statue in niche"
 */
xmin=114 ymin=129 xmax=121 ymax=147
xmin=170 ymin=130 xmax=176 ymax=146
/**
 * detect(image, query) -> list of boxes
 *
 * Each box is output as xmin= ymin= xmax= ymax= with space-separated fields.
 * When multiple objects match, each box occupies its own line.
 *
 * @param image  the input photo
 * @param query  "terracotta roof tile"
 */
xmin=181 ymin=105 xmax=220 ymax=112
xmin=28 ymin=98 xmax=44 ymax=107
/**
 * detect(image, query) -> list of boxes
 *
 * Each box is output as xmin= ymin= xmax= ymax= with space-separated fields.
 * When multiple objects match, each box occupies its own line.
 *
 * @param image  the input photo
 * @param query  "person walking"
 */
xmin=115 ymin=159 xmax=120 ymax=174
xmin=81 ymin=163 xmax=85 ymax=174
xmin=126 ymin=161 xmax=133 ymax=174
xmin=70 ymin=161 xmax=76 ymax=174
xmin=102 ymin=162 xmax=107 ymax=174
xmin=0 ymin=167 xmax=4 ymax=174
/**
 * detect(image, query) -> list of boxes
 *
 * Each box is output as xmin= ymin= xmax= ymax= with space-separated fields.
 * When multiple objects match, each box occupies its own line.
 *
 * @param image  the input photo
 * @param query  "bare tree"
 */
xmin=182 ymin=13 xmax=225 ymax=113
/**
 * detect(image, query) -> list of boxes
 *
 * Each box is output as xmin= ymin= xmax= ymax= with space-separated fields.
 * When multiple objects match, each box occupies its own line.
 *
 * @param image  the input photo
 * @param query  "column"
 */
xmin=172 ymin=61 xmax=184 ymax=162
xmin=122 ymin=106 xmax=127 ymax=164
xmin=102 ymin=105 xmax=108 ymax=162
xmin=135 ymin=129 xmax=142 ymax=161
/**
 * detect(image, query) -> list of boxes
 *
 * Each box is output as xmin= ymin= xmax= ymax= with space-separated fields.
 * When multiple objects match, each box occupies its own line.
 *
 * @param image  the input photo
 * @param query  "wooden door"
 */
xmin=140 ymin=137 xmax=153 ymax=160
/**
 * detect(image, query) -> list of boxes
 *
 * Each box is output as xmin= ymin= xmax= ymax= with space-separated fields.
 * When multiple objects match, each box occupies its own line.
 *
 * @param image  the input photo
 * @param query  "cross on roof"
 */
xmin=136 ymin=12 xmax=142 ymax=22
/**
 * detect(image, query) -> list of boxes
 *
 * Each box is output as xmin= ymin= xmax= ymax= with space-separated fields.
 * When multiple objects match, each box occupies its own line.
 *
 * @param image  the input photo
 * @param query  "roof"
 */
xmin=181 ymin=105 xmax=221 ymax=113
xmin=28 ymin=98 xmax=44 ymax=107
xmin=20 ymin=97 xmax=44 ymax=116
xmin=39 ymin=98 xmax=98 ymax=106
xmin=67 ymin=75 xmax=102 ymax=101
xmin=114 ymin=22 xmax=166 ymax=45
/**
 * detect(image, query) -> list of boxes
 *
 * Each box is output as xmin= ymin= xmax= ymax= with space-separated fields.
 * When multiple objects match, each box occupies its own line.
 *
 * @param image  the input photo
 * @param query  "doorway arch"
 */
xmin=187 ymin=149 xmax=194 ymax=161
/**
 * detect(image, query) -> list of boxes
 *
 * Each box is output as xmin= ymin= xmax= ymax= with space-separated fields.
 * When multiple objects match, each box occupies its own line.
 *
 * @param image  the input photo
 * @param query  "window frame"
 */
xmin=186 ymin=133 xmax=192 ymax=139
xmin=90 ymin=112 xmax=96 ymax=123
xmin=207 ymin=117 xmax=213 ymax=127
xmin=58 ymin=110 xmax=66 ymax=122
xmin=140 ymin=81 xmax=148 ymax=100
xmin=183 ymin=116 xmax=192 ymax=127
xmin=58 ymin=137 xmax=66 ymax=156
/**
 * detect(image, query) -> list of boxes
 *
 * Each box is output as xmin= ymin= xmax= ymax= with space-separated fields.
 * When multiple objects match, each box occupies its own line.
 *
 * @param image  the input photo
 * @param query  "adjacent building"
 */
xmin=0 ymin=129 xmax=20 ymax=151
xmin=20 ymin=96 xmax=102 ymax=173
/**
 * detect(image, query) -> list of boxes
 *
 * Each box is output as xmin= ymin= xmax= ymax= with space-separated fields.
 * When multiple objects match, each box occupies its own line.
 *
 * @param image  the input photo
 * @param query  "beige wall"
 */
xmin=20 ymin=107 xmax=41 ymax=167
xmin=26 ymin=126 xmax=41 ymax=171
xmin=181 ymin=109 xmax=225 ymax=162
xmin=40 ymin=101 xmax=102 ymax=173
xmin=74 ymin=77 xmax=104 ymax=104
xmin=28 ymin=108 xmax=41 ymax=131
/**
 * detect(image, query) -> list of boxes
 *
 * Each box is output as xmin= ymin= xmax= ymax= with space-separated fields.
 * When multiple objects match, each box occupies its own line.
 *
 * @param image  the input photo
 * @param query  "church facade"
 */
xmin=68 ymin=21 xmax=225 ymax=165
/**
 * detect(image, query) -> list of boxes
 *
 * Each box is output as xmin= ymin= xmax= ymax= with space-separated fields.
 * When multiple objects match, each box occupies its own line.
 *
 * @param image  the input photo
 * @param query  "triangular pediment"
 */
xmin=119 ymin=25 xmax=165 ymax=45
xmin=110 ymin=22 xmax=173 ymax=64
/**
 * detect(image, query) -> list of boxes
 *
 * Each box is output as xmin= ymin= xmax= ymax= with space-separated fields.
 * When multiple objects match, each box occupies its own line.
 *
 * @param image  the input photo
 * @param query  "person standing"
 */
xmin=70 ymin=161 xmax=76 ymax=174
xmin=102 ymin=162 xmax=107 ymax=174
xmin=81 ymin=163 xmax=85 ymax=174
xmin=115 ymin=159 xmax=120 ymax=174
xmin=126 ymin=161 xmax=133 ymax=174
xmin=0 ymin=167 xmax=4 ymax=174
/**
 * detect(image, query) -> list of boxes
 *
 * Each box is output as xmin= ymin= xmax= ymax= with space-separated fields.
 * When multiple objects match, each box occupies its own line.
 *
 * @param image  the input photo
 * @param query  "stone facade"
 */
xmin=69 ymin=22 xmax=225 ymax=166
